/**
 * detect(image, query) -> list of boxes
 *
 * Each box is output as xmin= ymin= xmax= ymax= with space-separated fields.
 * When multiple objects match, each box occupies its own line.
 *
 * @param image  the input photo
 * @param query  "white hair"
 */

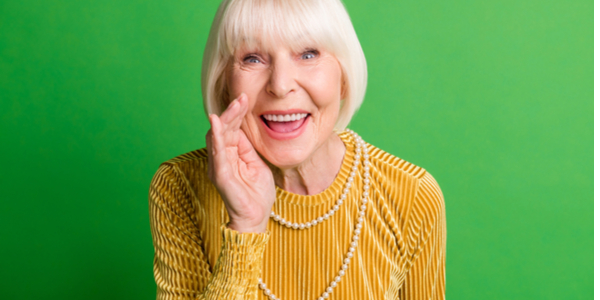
xmin=201 ymin=0 xmax=367 ymax=130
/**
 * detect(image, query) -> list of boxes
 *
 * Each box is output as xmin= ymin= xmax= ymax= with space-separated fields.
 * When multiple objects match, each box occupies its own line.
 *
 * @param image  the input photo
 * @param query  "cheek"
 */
xmin=304 ymin=65 xmax=343 ymax=107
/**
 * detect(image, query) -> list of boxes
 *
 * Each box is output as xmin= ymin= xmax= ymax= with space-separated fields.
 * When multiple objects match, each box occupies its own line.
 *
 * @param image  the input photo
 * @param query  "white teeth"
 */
xmin=263 ymin=113 xmax=308 ymax=122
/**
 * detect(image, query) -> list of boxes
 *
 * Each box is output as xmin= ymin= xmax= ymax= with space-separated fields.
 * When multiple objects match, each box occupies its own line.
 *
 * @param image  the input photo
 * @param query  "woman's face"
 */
xmin=228 ymin=41 xmax=343 ymax=169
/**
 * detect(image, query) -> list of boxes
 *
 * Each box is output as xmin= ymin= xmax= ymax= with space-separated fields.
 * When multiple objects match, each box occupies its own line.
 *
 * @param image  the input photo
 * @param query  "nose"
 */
xmin=266 ymin=55 xmax=297 ymax=99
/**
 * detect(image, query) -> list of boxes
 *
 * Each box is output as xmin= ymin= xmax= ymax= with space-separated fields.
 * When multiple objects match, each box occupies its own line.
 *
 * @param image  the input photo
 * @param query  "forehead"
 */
xmin=233 ymin=35 xmax=320 ymax=53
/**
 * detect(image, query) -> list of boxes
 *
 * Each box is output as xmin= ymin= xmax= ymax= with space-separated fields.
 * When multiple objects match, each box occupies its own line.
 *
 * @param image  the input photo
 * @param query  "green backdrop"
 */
xmin=0 ymin=0 xmax=592 ymax=299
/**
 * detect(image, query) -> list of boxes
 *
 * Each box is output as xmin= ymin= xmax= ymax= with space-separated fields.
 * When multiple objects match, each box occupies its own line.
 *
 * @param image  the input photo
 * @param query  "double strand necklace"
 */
xmin=258 ymin=129 xmax=371 ymax=300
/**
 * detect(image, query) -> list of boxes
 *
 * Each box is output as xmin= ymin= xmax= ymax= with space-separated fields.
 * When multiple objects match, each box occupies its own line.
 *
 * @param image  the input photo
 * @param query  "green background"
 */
xmin=0 ymin=0 xmax=592 ymax=299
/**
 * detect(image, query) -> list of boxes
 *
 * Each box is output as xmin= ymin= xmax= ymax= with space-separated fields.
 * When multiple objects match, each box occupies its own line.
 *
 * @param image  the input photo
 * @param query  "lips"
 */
xmin=262 ymin=113 xmax=309 ymax=133
xmin=260 ymin=111 xmax=311 ymax=140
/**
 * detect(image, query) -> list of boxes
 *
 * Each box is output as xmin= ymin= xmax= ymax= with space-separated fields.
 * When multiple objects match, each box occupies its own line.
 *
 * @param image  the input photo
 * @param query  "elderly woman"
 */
xmin=149 ymin=0 xmax=446 ymax=299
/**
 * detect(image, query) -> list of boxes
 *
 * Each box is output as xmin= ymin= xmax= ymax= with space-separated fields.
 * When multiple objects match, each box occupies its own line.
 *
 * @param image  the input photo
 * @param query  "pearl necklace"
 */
xmin=269 ymin=130 xmax=366 ymax=230
xmin=259 ymin=129 xmax=370 ymax=300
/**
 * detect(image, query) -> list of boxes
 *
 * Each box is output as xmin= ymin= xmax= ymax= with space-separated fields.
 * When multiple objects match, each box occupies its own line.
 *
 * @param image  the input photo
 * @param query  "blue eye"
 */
xmin=244 ymin=56 xmax=261 ymax=63
xmin=301 ymin=51 xmax=317 ymax=60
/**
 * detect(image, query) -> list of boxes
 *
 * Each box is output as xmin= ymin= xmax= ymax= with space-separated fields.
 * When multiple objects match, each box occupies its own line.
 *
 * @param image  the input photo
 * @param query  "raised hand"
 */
xmin=206 ymin=93 xmax=275 ymax=233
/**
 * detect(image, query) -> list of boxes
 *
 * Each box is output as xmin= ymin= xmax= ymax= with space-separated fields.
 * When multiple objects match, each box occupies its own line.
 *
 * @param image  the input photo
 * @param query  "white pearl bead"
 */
xmin=260 ymin=131 xmax=370 ymax=299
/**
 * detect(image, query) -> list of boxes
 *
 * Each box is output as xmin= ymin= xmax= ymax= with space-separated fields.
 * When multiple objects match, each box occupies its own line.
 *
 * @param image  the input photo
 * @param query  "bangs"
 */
xmin=219 ymin=0 xmax=342 ymax=56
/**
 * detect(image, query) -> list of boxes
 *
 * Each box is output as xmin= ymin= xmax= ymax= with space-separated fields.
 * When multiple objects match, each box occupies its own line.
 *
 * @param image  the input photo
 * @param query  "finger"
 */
xmin=237 ymin=128 xmax=263 ymax=165
xmin=209 ymin=113 xmax=233 ymax=181
xmin=221 ymin=93 xmax=248 ymax=132
xmin=205 ymin=129 xmax=214 ymax=179
xmin=220 ymin=94 xmax=249 ymax=148
xmin=220 ymin=94 xmax=244 ymax=125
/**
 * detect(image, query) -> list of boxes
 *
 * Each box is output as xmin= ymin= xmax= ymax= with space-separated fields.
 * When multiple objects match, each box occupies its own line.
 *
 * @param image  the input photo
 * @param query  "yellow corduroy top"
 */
xmin=149 ymin=131 xmax=446 ymax=300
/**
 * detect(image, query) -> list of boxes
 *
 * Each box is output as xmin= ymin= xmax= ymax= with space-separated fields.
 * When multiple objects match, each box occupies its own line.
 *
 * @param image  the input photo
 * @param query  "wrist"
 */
xmin=227 ymin=219 xmax=268 ymax=233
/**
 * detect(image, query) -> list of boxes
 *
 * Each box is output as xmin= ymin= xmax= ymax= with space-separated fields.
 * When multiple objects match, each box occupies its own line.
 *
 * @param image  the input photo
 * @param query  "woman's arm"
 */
xmin=149 ymin=163 xmax=269 ymax=300
xmin=400 ymin=172 xmax=446 ymax=300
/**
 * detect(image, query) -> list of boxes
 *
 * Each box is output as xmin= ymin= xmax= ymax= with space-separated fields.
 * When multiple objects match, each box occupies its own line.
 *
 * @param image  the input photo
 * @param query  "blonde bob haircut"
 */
xmin=201 ymin=0 xmax=367 ymax=130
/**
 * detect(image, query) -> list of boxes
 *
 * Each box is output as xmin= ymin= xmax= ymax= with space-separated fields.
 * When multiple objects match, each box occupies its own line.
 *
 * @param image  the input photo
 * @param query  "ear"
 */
xmin=340 ymin=73 xmax=348 ymax=99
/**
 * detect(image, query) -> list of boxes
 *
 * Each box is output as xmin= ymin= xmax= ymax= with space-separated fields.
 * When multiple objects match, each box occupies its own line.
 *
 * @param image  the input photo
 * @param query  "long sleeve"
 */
xmin=149 ymin=163 xmax=270 ymax=300
xmin=400 ymin=172 xmax=446 ymax=300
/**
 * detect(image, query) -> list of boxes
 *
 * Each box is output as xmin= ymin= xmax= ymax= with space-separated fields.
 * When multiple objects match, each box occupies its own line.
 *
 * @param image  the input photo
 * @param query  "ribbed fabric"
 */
xmin=149 ymin=131 xmax=446 ymax=300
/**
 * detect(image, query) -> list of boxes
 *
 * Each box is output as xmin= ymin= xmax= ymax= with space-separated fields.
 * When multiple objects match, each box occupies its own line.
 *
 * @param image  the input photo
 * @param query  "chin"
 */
xmin=261 ymin=144 xmax=312 ymax=169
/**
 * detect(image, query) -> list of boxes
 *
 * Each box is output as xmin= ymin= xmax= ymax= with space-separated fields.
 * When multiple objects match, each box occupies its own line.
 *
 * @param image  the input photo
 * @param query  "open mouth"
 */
xmin=261 ymin=113 xmax=310 ymax=133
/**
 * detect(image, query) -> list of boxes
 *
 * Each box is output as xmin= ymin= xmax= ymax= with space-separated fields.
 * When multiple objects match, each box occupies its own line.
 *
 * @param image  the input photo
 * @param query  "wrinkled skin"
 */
xmin=206 ymin=43 xmax=346 ymax=233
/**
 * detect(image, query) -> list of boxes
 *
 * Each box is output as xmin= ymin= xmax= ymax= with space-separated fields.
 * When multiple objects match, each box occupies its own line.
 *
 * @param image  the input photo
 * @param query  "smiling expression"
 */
xmin=228 ymin=42 xmax=344 ymax=169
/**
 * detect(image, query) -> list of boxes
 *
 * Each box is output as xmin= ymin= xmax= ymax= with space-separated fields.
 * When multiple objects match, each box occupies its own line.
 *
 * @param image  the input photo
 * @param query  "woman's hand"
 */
xmin=206 ymin=93 xmax=275 ymax=233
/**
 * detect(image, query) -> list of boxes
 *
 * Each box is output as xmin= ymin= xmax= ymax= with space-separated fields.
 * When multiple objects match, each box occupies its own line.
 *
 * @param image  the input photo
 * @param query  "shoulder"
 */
xmin=149 ymin=148 xmax=211 ymax=201
xmin=161 ymin=148 xmax=209 ymax=167
xmin=363 ymin=140 xmax=444 ymax=220
xmin=152 ymin=148 xmax=209 ymax=180
xmin=366 ymin=142 xmax=428 ymax=180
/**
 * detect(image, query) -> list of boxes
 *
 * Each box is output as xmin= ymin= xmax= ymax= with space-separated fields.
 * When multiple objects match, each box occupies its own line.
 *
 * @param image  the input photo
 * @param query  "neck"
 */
xmin=270 ymin=132 xmax=346 ymax=196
